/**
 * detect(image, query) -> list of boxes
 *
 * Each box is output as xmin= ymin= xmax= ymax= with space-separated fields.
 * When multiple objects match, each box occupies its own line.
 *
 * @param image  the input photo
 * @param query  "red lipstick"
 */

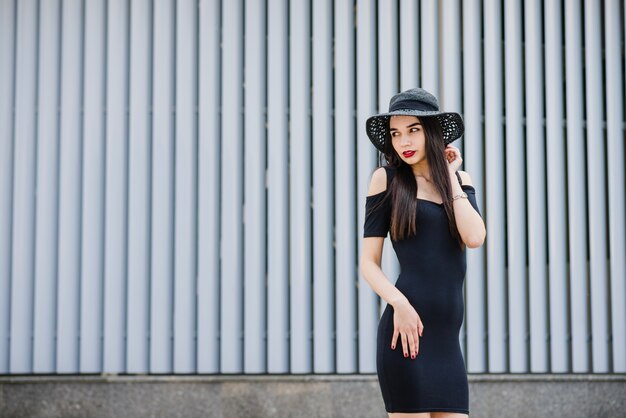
xmin=402 ymin=150 xmax=416 ymax=158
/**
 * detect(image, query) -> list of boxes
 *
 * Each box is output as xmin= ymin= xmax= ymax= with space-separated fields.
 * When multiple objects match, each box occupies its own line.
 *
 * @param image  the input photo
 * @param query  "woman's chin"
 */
xmin=401 ymin=156 xmax=421 ymax=165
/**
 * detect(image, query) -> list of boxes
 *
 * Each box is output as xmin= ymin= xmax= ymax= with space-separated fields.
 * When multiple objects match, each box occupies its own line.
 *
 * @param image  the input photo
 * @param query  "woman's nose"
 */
xmin=400 ymin=135 xmax=410 ymax=146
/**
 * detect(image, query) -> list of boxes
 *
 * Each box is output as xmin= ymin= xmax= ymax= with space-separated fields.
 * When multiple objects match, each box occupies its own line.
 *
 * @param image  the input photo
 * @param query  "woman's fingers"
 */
xmin=396 ymin=327 xmax=422 ymax=359
xmin=413 ymin=330 xmax=420 ymax=357
xmin=401 ymin=332 xmax=409 ymax=358
xmin=391 ymin=304 xmax=423 ymax=359
xmin=409 ymin=322 xmax=424 ymax=359
xmin=446 ymin=150 xmax=458 ymax=163
xmin=391 ymin=329 xmax=399 ymax=350
xmin=407 ymin=332 xmax=417 ymax=359
xmin=445 ymin=145 xmax=462 ymax=164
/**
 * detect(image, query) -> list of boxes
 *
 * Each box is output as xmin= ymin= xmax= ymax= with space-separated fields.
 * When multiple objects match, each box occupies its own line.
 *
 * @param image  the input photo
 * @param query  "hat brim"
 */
xmin=366 ymin=110 xmax=464 ymax=153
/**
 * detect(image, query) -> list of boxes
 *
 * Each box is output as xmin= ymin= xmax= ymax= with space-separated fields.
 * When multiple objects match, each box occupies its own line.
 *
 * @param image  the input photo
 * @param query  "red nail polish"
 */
xmin=404 ymin=353 xmax=408 ymax=358
xmin=411 ymin=354 xmax=415 ymax=359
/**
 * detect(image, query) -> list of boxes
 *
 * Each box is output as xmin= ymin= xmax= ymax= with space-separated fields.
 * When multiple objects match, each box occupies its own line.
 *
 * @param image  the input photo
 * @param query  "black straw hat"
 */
xmin=365 ymin=88 xmax=464 ymax=153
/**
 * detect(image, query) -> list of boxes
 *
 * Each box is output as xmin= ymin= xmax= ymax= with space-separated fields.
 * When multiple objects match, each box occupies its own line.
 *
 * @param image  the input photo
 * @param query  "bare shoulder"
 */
xmin=458 ymin=170 xmax=474 ymax=186
xmin=367 ymin=167 xmax=388 ymax=196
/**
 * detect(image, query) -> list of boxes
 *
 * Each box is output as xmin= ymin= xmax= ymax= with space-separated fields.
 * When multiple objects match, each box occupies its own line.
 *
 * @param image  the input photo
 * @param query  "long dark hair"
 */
xmin=383 ymin=116 xmax=463 ymax=246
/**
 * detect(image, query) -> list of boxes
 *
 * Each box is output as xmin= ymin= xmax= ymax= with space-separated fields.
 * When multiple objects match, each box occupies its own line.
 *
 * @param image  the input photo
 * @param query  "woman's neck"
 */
xmin=410 ymin=161 xmax=430 ymax=180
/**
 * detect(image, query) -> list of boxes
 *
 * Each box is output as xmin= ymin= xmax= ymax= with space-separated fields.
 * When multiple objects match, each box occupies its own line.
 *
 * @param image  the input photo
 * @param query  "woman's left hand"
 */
xmin=445 ymin=145 xmax=463 ymax=173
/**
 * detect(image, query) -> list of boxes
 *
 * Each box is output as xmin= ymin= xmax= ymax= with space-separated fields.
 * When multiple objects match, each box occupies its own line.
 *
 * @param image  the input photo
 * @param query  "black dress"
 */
xmin=363 ymin=166 xmax=481 ymax=415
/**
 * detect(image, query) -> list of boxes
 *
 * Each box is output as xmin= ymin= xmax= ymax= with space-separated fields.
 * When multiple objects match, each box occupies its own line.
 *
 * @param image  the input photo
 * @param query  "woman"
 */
xmin=360 ymin=88 xmax=486 ymax=417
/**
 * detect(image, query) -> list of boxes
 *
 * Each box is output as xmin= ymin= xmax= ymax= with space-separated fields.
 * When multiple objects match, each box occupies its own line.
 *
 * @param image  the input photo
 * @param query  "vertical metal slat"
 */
xmin=504 ymin=0 xmax=528 ymax=373
xmin=377 ymin=0 xmax=398 ymax=113
xmin=197 ymin=0 xmax=221 ymax=373
xmin=399 ymin=0 xmax=419 ymax=90
xmin=0 ymin=0 xmax=16 ymax=374
xmin=584 ymin=0 xmax=609 ymax=373
xmin=198 ymin=0 xmax=222 ymax=373
xmin=126 ymin=0 xmax=152 ymax=374
xmin=420 ymin=0 xmax=439 ymax=98
xmin=484 ymin=0 xmax=507 ymax=372
xmin=220 ymin=0 xmax=244 ymax=373
xmin=605 ymin=0 xmax=626 ymax=373
xmin=103 ymin=0 xmax=129 ymax=373
xmin=150 ymin=0 xmax=175 ymax=373
xmin=10 ymin=0 xmax=38 ymax=373
xmin=525 ymin=0 xmax=549 ymax=373
xmin=173 ymin=0 xmax=198 ymax=373
xmin=101 ymin=1 xmax=130 ymax=373
xmin=33 ymin=0 xmax=60 ymax=373
xmin=440 ymin=0 xmax=461 ymax=114
xmin=356 ymin=0 xmax=379 ymax=374
xmin=312 ymin=0 xmax=335 ymax=373
xmin=565 ymin=0 xmax=590 ymax=373
xmin=243 ymin=0 xmax=267 ymax=374
xmin=544 ymin=0 xmax=569 ymax=373
xmin=57 ymin=0 xmax=84 ymax=373
xmin=289 ymin=0 xmax=313 ymax=374
xmin=100 ymin=1 xmax=130 ymax=373
xmin=334 ymin=0 xmax=357 ymax=373
xmin=80 ymin=0 xmax=106 ymax=373
xmin=267 ymin=0 xmax=289 ymax=373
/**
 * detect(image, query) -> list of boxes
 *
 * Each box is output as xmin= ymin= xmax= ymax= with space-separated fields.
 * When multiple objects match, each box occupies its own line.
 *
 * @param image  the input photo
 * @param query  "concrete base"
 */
xmin=469 ymin=374 xmax=626 ymax=418
xmin=1 ymin=374 xmax=625 ymax=417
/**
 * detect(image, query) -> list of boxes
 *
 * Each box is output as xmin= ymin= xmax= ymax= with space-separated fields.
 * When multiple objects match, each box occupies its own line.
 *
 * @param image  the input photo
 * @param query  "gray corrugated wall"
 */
xmin=0 ymin=0 xmax=625 ymax=375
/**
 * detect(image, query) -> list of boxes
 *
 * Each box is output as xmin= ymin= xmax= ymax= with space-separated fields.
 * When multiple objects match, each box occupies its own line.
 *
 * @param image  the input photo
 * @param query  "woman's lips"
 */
xmin=403 ymin=150 xmax=416 ymax=158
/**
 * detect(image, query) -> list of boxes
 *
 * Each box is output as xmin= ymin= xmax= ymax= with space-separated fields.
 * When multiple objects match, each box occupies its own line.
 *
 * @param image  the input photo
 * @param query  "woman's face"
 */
xmin=389 ymin=115 xmax=427 ymax=165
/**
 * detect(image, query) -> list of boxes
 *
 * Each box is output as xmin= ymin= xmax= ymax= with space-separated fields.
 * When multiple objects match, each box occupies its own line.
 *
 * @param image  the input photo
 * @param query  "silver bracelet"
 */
xmin=451 ymin=192 xmax=468 ymax=201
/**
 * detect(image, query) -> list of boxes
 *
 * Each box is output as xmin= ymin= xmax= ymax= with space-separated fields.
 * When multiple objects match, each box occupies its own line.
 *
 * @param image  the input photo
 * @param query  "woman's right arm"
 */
xmin=360 ymin=168 xmax=423 ymax=358
xmin=360 ymin=237 xmax=406 ymax=310
xmin=360 ymin=167 xmax=409 ymax=307
xmin=360 ymin=168 xmax=406 ymax=304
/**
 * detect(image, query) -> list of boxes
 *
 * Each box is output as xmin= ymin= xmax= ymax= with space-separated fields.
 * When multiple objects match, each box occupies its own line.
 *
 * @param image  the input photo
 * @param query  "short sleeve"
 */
xmin=461 ymin=185 xmax=481 ymax=216
xmin=363 ymin=191 xmax=391 ymax=238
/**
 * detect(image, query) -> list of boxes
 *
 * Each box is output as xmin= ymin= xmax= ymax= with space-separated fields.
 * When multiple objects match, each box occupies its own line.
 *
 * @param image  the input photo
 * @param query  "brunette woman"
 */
xmin=361 ymin=88 xmax=486 ymax=417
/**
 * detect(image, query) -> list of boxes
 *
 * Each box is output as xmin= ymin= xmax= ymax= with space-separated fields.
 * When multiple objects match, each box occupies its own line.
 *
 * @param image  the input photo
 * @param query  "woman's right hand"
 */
xmin=391 ymin=299 xmax=424 ymax=359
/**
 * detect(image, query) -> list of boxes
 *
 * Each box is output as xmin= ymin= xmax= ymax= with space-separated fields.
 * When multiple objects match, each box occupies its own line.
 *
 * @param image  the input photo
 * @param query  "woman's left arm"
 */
xmin=444 ymin=144 xmax=486 ymax=248
xmin=449 ymin=170 xmax=486 ymax=248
